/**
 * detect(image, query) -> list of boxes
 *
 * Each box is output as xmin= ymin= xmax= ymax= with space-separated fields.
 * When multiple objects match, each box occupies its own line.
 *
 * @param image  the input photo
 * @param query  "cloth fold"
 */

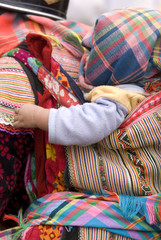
xmin=86 ymin=85 xmax=146 ymax=113
xmin=26 ymin=33 xmax=52 ymax=71
xmin=10 ymin=191 xmax=161 ymax=240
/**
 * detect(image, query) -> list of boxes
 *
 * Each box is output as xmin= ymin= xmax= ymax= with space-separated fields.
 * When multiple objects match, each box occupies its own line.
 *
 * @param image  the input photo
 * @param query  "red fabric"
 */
xmin=35 ymin=89 xmax=51 ymax=198
xmin=35 ymin=89 xmax=67 ymax=197
xmin=24 ymin=226 xmax=41 ymax=240
xmin=26 ymin=33 xmax=52 ymax=71
xmin=34 ymin=129 xmax=47 ymax=198
xmin=44 ymin=98 xmax=67 ymax=193
xmin=45 ymin=142 xmax=67 ymax=193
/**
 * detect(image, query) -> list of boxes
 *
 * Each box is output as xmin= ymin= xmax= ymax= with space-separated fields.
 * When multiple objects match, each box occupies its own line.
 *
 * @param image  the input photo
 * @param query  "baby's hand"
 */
xmin=13 ymin=103 xmax=49 ymax=131
xmin=13 ymin=103 xmax=37 ymax=129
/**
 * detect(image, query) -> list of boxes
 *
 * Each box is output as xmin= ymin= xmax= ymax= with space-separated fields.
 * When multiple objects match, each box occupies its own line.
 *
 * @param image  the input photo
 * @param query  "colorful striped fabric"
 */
xmin=4 ymin=30 xmax=160 ymax=240
xmin=0 ymin=12 xmax=88 ymax=57
xmin=13 ymin=191 xmax=161 ymax=240
xmin=79 ymin=8 xmax=161 ymax=92
xmin=0 ymin=226 xmax=21 ymax=240
xmin=51 ymin=45 xmax=80 ymax=82
xmin=5 ymin=46 xmax=81 ymax=107
xmin=0 ymin=13 xmax=43 ymax=56
xmin=79 ymin=227 xmax=133 ymax=240
xmin=0 ymin=56 xmax=35 ymax=127
xmin=66 ymin=91 xmax=161 ymax=196
xmin=6 ymin=87 xmax=160 ymax=240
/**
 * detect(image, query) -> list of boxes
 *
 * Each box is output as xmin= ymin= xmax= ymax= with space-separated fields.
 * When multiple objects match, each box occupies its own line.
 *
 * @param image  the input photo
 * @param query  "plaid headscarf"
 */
xmin=79 ymin=8 xmax=161 ymax=92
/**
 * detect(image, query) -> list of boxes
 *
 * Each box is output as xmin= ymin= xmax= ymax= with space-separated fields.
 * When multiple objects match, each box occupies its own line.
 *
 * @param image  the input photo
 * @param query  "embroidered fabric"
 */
xmin=0 ymin=56 xmax=35 ymax=127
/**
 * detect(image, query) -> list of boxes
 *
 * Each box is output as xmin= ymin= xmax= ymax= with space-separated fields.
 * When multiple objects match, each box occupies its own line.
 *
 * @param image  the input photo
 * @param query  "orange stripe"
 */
xmin=125 ymin=216 xmax=145 ymax=229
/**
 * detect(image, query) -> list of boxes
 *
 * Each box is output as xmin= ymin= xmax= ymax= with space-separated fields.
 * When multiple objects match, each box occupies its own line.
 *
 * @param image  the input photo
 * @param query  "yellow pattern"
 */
xmin=39 ymin=225 xmax=61 ymax=240
xmin=46 ymin=144 xmax=56 ymax=161
xmin=52 ymin=171 xmax=67 ymax=192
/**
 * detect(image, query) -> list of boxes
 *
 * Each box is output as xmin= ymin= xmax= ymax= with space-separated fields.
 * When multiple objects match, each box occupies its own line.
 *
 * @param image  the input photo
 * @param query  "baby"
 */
xmin=15 ymin=7 xmax=160 ymax=146
xmin=13 ymin=84 xmax=145 ymax=146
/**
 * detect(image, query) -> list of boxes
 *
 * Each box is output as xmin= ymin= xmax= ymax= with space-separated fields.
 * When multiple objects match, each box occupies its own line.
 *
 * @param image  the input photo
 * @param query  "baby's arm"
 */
xmin=14 ymin=85 xmax=146 ymax=146
xmin=48 ymin=98 xmax=127 ymax=146
xmin=13 ymin=98 xmax=128 ymax=146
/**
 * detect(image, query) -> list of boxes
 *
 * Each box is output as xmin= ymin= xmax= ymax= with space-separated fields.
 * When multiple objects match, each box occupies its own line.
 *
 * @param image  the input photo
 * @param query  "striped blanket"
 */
xmin=0 ymin=12 xmax=89 ymax=57
xmin=0 ymin=57 xmax=35 ymax=127
xmin=12 ymin=191 xmax=161 ymax=240
xmin=66 ymin=91 xmax=161 ymax=197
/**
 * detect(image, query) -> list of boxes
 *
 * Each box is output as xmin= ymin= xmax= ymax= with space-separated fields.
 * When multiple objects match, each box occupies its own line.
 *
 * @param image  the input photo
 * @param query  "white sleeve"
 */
xmin=48 ymin=97 xmax=128 ymax=146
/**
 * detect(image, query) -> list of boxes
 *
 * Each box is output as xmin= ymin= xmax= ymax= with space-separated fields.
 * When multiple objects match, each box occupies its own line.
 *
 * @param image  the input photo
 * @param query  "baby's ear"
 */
xmin=26 ymin=33 xmax=52 ymax=71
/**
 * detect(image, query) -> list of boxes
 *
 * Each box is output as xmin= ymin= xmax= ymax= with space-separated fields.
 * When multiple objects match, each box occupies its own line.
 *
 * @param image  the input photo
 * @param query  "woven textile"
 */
xmin=5 ymin=46 xmax=81 ymax=107
xmin=12 ymin=191 xmax=161 ymax=240
xmin=20 ymin=225 xmax=62 ymax=240
xmin=5 ymin=31 xmax=161 ymax=239
xmin=0 ymin=131 xmax=34 ymax=217
xmin=0 ymin=12 xmax=88 ymax=57
xmin=66 ymin=91 xmax=161 ymax=196
xmin=79 ymin=8 xmax=161 ymax=92
xmin=2 ymin=10 xmax=161 ymax=240
xmin=0 ymin=56 xmax=35 ymax=127
xmin=51 ymin=45 xmax=80 ymax=81
xmin=79 ymin=228 xmax=133 ymax=240
xmin=0 ymin=226 xmax=21 ymax=240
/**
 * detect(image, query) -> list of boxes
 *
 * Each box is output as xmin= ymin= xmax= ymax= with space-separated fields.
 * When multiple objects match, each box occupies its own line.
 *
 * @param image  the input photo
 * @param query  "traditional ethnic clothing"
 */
xmin=0 ymin=7 xmax=161 ymax=240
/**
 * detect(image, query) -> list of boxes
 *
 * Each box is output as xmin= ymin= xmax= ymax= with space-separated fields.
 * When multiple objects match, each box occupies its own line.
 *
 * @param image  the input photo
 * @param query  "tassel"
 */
xmin=143 ymin=196 xmax=161 ymax=225
xmin=13 ymin=209 xmax=31 ymax=240
xmin=119 ymin=195 xmax=145 ymax=219
xmin=120 ymin=195 xmax=161 ymax=225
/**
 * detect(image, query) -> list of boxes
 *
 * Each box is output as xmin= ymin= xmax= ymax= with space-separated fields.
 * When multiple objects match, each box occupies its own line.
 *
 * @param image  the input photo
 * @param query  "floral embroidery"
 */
xmin=52 ymin=80 xmax=60 ymax=95
xmin=0 ymin=131 xmax=34 ymax=217
xmin=39 ymin=225 xmax=61 ymax=240
xmin=6 ymin=175 xmax=16 ymax=191
xmin=52 ymin=171 xmax=67 ymax=192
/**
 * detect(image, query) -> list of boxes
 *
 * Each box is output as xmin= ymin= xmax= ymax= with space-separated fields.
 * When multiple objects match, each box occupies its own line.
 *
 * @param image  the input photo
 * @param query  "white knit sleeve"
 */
xmin=48 ymin=97 xmax=128 ymax=146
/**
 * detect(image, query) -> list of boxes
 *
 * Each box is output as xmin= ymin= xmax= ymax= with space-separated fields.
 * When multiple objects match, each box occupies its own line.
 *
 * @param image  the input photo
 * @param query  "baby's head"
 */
xmin=78 ymin=8 xmax=161 ymax=93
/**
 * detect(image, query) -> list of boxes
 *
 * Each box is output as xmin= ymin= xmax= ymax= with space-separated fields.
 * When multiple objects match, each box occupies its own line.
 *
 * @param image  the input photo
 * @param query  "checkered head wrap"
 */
xmin=79 ymin=8 xmax=161 ymax=92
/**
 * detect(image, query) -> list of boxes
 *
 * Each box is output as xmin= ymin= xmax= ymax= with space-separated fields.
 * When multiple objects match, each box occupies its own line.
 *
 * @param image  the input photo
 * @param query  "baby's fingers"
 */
xmin=13 ymin=120 xmax=19 ymax=129
xmin=13 ymin=113 xmax=21 ymax=128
